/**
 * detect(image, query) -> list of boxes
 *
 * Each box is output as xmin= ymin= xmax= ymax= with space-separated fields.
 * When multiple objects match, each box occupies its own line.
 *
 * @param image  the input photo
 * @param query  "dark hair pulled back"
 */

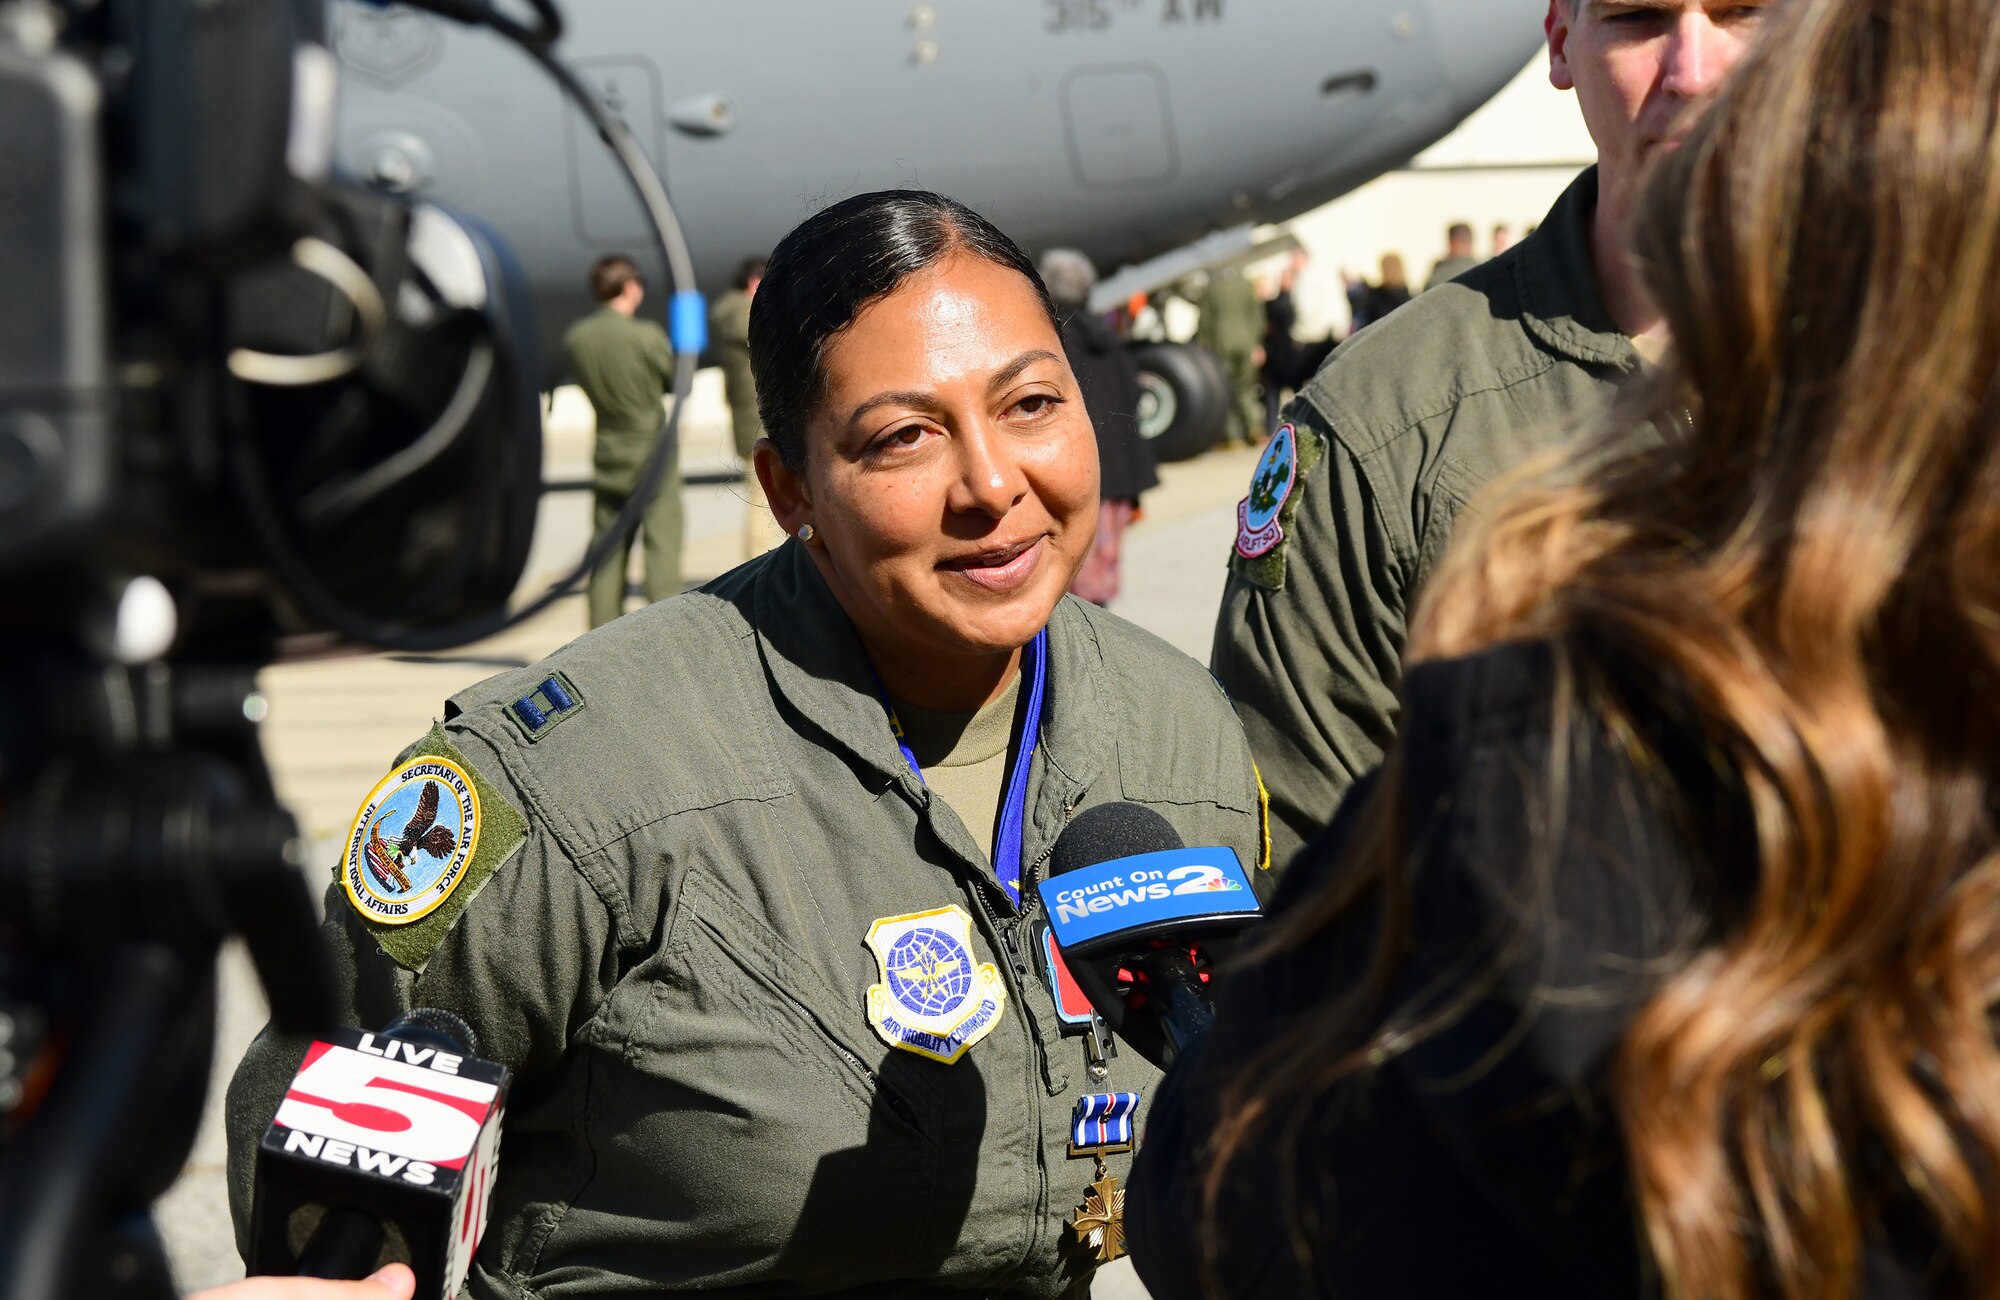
xmin=748 ymin=190 xmax=1057 ymax=469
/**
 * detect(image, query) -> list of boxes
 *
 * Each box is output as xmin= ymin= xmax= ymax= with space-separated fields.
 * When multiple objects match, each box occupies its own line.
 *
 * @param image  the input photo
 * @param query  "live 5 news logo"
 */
xmin=277 ymin=1131 xmax=443 ymax=1186
xmin=274 ymin=1031 xmax=503 ymax=1176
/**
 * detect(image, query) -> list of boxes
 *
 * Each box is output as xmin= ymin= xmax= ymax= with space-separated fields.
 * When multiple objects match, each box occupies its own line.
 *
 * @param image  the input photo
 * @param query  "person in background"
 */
xmin=1040 ymin=248 xmax=1158 ymax=606
xmin=1422 ymin=221 xmax=1479 ymax=291
xmin=1213 ymin=0 xmax=1769 ymax=869
xmin=1342 ymin=253 xmax=1412 ymax=336
xmin=1136 ymin=2 xmax=2000 ymax=1295
xmin=1491 ymin=221 xmax=1518 ymax=256
xmin=1194 ymin=265 xmax=1267 ymax=448
xmin=711 ymin=255 xmax=783 ymax=562
xmin=563 ymin=254 xmax=680 ymax=627
xmin=1258 ymin=251 xmax=1307 ymax=431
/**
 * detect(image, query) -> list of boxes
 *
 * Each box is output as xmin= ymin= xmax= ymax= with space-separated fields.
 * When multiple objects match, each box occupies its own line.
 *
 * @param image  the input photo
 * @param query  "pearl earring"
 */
xmin=798 ymin=523 xmax=816 ymax=543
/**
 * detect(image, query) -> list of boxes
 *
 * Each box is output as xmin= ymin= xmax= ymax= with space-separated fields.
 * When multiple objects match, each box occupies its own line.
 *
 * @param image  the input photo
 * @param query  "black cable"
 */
xmin=235 ymin=0 xmax=700 ymax=653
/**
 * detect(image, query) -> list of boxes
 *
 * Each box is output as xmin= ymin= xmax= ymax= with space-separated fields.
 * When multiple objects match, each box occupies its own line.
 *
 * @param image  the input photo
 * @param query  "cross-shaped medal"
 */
xmin=1069 ymin=1158 xmax=1126 ymax=1262
xmin=1066 ymin=1083 xmax=1140 ymax=1263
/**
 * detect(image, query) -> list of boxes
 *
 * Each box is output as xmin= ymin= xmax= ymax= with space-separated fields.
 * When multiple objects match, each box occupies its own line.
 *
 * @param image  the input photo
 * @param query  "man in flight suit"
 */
xmin=1195 ymin=266 xmax=1268 ymax=449
xmin=564 ymin=255 xmax=679 ymax=628
xmin=1423 ymin=222 xmax=1481 ymax=293
xmin=1213 ymin=0 xmax=1773 ymax=869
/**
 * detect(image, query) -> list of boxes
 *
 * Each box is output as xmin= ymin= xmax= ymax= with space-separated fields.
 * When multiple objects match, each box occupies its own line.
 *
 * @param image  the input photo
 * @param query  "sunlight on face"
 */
xmin=792 ymin=254 xmax=1100 ymax=692
xmin=1550 ymin=0 xmax=1770 ymax=219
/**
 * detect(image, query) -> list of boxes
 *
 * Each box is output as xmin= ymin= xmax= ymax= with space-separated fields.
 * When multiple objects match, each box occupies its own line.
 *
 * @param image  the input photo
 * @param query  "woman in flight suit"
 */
xmin=226 ymin=191 xmax=1265 ymax=1298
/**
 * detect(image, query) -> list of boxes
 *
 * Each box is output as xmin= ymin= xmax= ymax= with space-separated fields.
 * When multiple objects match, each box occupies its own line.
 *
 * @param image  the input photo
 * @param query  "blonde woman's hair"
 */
xmin=1206 ymin=1 xmax=2000 ymax=1295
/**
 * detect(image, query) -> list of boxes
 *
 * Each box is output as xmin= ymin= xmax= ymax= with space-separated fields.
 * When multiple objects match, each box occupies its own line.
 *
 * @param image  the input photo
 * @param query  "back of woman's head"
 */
xmin=1215 ymin=1 xmax=2000 ymax=1296
xmin=1427 ymin=0 xmax=2000 ymax=1292
xmin=748 ymin=190 xmax=1055 ymax=469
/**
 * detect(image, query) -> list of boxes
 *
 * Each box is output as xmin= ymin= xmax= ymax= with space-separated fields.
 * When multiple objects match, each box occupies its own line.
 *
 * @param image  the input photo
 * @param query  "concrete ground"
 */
xmin=152 ymin=373 xmax=1258 ymax=1298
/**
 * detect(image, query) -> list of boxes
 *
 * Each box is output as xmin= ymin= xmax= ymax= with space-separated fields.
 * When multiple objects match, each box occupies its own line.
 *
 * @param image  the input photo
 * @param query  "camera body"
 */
xmin=0 ymin=5 xmax=555 ymax=1296
xmin=0 ymin=0 xmax=542 ymax=658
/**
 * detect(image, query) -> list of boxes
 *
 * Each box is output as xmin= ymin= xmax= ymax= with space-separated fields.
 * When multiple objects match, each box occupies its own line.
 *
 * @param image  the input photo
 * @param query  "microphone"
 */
xmin=246 ymin=1008 xmax=510 ymax=1300
xmin=1041 ymin=803 xmax=1263 ymax=1068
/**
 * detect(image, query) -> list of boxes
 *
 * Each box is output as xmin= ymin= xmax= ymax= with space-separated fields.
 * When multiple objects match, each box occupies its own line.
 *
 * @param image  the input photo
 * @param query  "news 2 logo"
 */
xmin=1040 ymin=847 xmax=1259 ymax=953
xmin=1051 ymin=861 xmax=1241 ymax=921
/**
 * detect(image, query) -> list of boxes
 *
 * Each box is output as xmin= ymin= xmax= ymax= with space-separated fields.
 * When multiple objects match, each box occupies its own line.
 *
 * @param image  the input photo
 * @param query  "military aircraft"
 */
xmin=327 ymin=0 xmax=1546 ymax=458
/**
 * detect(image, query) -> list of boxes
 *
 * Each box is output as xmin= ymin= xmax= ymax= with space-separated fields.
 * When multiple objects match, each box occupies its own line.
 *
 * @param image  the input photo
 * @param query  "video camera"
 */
xmin=0 ymin=2 xmax=693 ymax=1295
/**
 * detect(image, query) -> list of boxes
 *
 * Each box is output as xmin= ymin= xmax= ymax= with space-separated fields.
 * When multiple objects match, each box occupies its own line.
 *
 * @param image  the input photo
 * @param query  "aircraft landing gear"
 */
xmin=1132 ymin=343 xmax=1231 ymax=464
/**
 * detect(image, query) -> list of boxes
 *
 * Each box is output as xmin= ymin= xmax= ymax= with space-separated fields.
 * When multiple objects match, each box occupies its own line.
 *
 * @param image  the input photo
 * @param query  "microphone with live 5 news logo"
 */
xmin=1040 ymin=803 xmax=1263 ymax=1068
xmin=246 ymin=1008 xmax=509 ymax=1300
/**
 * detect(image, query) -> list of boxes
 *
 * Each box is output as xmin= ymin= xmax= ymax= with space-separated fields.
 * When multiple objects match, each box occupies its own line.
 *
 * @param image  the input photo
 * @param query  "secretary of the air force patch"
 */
xmin=865 ymin=905 xmax=1007 ymax=1065
xmin=343 ymin=756 xmax=480 ymax=926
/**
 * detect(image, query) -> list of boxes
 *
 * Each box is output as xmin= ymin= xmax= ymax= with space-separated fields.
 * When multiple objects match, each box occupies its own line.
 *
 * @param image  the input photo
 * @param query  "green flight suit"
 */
xmin=709 ymin=288 xmax=764 ymax=461
xmin=1212 ymin=168 xmax=1642 ymax=870
xmin=563 ymin=306 xmax=681 ymax=627
xmin=1195 ymin=269 xmax=1267 ymax=447
xmin=226 ymin=539 xmax=1266 ymax=1298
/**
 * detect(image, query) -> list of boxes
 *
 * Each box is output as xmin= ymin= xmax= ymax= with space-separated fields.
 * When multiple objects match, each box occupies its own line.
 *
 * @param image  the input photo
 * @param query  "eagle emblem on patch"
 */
xmin=865 ymin=905 xmax=1008 ymax=1065
xmin=342 ymin=756 xmax=481 ymax=926
xmin=1235 ymin=423 xmax=1298 ymax=559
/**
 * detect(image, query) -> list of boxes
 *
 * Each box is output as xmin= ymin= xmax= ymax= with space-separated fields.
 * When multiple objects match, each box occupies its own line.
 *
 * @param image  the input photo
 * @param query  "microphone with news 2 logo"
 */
xmin=244 ymin=1009 xmax=510 ymax=1300
xmin=1039 ymin=803 xmax=1265 ymax=1069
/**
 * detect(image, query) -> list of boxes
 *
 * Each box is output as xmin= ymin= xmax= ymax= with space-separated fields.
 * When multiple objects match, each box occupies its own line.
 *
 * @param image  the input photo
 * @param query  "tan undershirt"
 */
xmin=891 ymin=672 xmax=1023 ymax=866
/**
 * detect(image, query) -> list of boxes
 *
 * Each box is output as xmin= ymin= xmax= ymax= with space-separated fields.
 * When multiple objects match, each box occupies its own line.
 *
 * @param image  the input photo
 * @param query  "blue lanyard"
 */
xmin=874 ymin=628 xmax=1050 ymax=907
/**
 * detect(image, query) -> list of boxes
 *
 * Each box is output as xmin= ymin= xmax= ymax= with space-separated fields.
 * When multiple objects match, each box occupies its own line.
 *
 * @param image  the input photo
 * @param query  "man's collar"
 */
xmin=1514 ymin=166 xmax=1641 ymax=373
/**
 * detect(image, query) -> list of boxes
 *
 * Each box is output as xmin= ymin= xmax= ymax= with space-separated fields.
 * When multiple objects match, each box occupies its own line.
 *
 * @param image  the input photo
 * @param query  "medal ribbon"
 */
xmin=1069 ymin=1091 xmax=1141 ymax=1150
xmin=872 ymin=628 xmax=1050 ymax=908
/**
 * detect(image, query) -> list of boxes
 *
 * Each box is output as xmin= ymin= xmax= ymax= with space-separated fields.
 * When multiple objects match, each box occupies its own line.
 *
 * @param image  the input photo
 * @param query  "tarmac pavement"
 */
xmin=151 ymin=374 xmax=1257 ymax=1298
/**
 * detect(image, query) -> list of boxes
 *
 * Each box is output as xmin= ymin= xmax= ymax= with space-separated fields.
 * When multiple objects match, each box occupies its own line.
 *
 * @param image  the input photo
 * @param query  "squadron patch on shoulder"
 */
xmin=865 ymin=905 xmax=1008 ymax=1065
xmin=342 ymin=723 xmax=528 ymax=971
xmin=1235 ymin=423 xmax=1299 ymax=560
xmin=1229 ymin=419 xmax=1326 ymax=592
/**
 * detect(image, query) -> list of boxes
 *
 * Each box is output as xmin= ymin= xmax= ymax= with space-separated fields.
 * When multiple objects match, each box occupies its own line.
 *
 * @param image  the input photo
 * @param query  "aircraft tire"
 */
xmin=1131 ymin=343 xmax=1229 ymax=464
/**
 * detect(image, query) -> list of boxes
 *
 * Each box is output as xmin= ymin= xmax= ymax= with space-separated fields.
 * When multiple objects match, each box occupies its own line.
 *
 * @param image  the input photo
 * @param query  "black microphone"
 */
xmin=246 ymin=1009 xmax=510 ymax=1300
xmin=1041 ymin=803 xmax=1263 ymax=1068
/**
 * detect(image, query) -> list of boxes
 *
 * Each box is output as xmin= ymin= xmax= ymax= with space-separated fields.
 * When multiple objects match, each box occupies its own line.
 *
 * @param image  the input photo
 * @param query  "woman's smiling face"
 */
xmin=763 ymin=252 xmax=1100 ymax=701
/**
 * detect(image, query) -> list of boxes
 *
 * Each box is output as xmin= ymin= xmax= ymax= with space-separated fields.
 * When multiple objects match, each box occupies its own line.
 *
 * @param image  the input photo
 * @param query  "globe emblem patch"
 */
xmin=1235 ymin=423 xmax=1298 ymax=559
xmin=342 ymin=756 xmax=481 ymax=926
xmin=885 ymin=927 xmax=976 ymax=1015
xmin=866 ymin=906 xmax=1008 ymax=1065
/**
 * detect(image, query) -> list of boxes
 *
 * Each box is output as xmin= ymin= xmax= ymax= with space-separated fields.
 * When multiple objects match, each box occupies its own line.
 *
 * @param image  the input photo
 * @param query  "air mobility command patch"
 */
xmin=1230 ymin=419 xmax=1326 ymax=592
xmin=865 ymin=905 xmax=1008 ymax=1065
xmin=341 ymin=723 xmax=527 ymax=971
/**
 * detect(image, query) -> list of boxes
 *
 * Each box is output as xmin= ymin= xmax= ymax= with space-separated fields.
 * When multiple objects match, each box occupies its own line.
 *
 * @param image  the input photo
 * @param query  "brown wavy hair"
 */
xmin=1204 ymin=0 xmax=2000 ymax=1295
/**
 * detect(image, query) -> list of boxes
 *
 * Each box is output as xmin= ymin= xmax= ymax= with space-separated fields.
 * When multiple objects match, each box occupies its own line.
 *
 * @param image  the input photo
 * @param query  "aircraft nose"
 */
xmin=1427 ymin=0 xmax=1549 ymax=117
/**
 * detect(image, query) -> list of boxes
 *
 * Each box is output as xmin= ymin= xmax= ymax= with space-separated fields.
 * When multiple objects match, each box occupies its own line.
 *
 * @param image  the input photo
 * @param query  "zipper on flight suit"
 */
xmin=965 ymin=795 xmax=1076 ymax=1288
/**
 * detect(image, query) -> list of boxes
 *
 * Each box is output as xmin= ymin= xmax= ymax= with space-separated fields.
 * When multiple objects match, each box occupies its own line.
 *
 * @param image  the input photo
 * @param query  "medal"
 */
xmin=1066 ymin=1091 xmax=1139 ymax=1263
xmin=1070 ymin=1163 xmax=1126 ymax=1262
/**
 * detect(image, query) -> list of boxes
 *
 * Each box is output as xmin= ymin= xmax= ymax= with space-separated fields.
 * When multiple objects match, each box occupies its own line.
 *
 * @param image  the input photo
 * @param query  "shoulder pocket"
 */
xmin=1417 ymin=457 xmax=1481 ymax=587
